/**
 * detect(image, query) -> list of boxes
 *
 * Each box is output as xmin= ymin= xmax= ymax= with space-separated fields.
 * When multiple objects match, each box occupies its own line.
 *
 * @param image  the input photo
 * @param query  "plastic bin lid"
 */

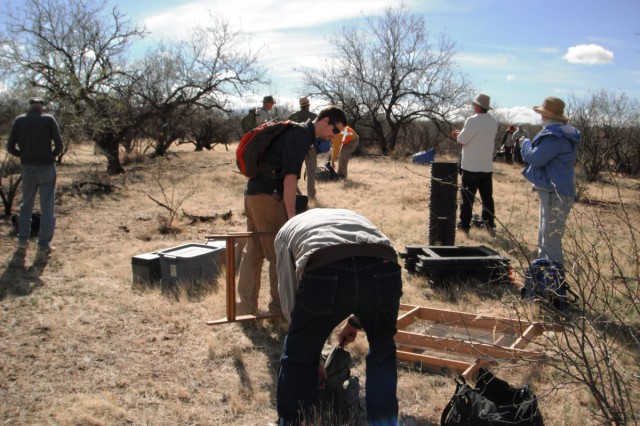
xmin=158 ymin=243 xmax=217 ymax=258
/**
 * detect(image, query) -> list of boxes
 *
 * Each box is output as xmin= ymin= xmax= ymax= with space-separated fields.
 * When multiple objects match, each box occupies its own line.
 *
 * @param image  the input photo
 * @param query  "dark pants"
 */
xmin=504 ymin=146 xmax=513 ymax=163
xmin=459 ymin=170 xmax=495 ymax=229
xmin=514 ymin=142 xmax=524 ymax=164
xmin=277 ymin=257 xmax=403 ymax=426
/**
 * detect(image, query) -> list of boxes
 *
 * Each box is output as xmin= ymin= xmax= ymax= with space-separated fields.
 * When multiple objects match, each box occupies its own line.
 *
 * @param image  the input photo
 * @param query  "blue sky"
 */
xmin=112 ymin=0 xmax=639 ymax=123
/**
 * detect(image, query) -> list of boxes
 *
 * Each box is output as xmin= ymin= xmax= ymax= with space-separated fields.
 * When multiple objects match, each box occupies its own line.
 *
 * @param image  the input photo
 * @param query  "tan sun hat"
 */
xmin=533 ymin=97 xmax=568 ymax=123
xmin=472 ymin=93 xmax=492 ymax=110
xmin=299 ymin=96 xmax=310 ymax=107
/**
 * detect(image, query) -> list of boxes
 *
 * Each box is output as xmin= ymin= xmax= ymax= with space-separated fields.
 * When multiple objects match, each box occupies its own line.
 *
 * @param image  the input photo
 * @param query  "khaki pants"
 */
xmin=304 ymin=146 xmax=317 ymax=199
xmin=337 ymin=138 xmax=359 ymax=178
xmin=237 ymin=193 xmax=288 ymax=315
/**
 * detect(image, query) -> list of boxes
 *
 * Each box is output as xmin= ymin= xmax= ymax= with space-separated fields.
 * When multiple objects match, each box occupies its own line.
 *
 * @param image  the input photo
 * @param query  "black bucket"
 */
xmin=428 ymin=162 xmax=458 ymax=245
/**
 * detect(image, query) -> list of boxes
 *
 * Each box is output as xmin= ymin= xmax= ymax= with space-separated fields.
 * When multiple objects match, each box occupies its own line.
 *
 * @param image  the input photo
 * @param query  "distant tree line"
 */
xmin=1 ymin=0 xmax=638 ymax=181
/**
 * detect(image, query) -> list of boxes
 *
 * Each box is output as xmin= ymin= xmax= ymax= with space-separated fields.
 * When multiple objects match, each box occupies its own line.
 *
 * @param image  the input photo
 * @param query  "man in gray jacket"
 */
xmin=274 ymin=208 xmax=403 ymax=425
xmin=7 ymin=97 xmax=65 ymax=256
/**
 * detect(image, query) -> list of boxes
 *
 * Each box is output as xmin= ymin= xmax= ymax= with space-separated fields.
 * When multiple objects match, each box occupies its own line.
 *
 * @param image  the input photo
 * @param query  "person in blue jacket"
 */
xmin=520 ymin=96 xmax=580 ymax=267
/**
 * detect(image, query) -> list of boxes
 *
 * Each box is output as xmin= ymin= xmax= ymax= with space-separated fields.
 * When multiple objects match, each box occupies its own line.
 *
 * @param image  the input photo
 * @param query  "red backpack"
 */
xmin=236 ymin=120 xmax=298 ymax=178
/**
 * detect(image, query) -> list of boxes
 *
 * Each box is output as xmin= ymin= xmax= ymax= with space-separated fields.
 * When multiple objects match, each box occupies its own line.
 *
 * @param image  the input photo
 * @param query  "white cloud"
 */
xmin=142 ymin=0 xmax=390 ymax=40
xmin=495 ymin=106 xmax=540 ymax=125
xmin=506 ymin=75 xmax=515 ymax=82
xmin=457 ymin=53 xmax=513 ymax=67
xmin=563 ymin=44 xmax=613 ymax=65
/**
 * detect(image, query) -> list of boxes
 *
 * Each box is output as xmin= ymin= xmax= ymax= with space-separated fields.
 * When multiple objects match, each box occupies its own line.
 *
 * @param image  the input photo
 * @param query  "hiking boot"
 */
xmin=37 ymin=245 xmax=54 ymax=255
xmin=484 ymin=224 xmax=497 ymax=237
xmin=456 ymin=222 xmax=470 ymax=235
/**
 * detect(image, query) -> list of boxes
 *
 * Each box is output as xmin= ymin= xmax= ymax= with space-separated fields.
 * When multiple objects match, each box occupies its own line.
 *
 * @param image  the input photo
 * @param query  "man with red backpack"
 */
xmin=236 ymin=106 xmax=348 ymax=316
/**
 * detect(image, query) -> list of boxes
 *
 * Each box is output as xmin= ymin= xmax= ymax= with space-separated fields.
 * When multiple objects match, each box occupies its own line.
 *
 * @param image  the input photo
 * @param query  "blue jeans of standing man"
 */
xmin=277 ymin=257 xmax=403 ymax=426
xmin=536 ymin=188 xmax=573 ymax=266
xmin=18 ymin=163 xmax=57 ymax=249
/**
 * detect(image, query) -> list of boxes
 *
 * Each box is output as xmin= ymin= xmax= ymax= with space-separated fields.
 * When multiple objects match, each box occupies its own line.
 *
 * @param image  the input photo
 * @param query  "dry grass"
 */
xmin=1 ymin=142 xmax=638 ymax=425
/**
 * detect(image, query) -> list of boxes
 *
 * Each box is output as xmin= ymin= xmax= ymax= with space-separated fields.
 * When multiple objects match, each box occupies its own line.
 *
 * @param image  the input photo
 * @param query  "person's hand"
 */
xmin=338 ymin=322 xmax=358 ymax=348
xmin=317 ymin=361 xmax=327 ymax=389
xmin=450 ymin=129 xmax=460 ymax=139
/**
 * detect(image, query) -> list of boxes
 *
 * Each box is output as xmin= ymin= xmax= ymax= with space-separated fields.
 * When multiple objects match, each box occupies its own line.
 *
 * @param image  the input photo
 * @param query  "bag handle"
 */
xmin=440 ymin=376 xmax=466 ymax=426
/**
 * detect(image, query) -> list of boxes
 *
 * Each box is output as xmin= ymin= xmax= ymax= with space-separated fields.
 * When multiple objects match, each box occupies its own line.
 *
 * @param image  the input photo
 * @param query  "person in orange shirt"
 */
xmin=329 ymin=126 xmax=359 ymax=179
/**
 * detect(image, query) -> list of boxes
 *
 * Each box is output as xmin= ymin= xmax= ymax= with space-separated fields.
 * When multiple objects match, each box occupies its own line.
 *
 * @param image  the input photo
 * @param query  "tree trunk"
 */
xmin=95 ymin=137 xmax=125 ymax=175
xmin=107 ymin=155 xmax=125 ymax=175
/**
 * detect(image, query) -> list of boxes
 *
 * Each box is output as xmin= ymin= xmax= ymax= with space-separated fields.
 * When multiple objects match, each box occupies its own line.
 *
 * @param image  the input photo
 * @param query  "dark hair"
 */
xmin=317 ymin=106 xmax=348 ymax=126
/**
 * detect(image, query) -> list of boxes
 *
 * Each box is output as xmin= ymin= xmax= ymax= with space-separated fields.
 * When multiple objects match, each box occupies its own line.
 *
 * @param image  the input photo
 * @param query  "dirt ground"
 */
xmin=1 ymin=142 xmax=638 ymax=425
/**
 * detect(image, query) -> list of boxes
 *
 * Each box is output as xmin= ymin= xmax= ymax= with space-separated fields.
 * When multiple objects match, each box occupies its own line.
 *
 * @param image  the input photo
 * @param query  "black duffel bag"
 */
xmin=441 ymin=368 xmax=544 ymax=426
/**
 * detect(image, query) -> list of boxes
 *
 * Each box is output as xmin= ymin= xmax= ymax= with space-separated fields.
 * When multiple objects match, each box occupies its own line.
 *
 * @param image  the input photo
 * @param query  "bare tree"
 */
xmin=0 ymin=0 xmax=146 ymax=174
xmin=299 ymin=4 xmax=473 ymax=154
xmin=569 ymin=91 xmax=640 ymax=182
xmin=183 ymin=107 xmax=237 ymax=151
xmin=132 ymin=16 xmax=265 ymax=156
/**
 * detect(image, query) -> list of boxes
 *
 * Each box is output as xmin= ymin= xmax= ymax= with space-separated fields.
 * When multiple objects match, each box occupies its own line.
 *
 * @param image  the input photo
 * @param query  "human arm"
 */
xmin=7 ymin=119 xmax=20 ymax=157
xmin=275 ymin=234 xmax=298 ymax=323
xmin=50 ymin=117 xmax=64 ymax=157
xmin=455 ymin=121 xmax=476 ymax=146
xmin=338 ymin=315 xmax=362 ymax=347
xmin=283 ymin=174 xmax=298 ymax=219
xmin=520 ymin=135 xmax=564 ymax=167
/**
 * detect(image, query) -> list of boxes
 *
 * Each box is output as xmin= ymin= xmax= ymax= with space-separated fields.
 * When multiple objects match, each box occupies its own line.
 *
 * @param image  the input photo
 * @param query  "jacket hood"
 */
xmin=544 ymin=123 xmax=581 ymax=144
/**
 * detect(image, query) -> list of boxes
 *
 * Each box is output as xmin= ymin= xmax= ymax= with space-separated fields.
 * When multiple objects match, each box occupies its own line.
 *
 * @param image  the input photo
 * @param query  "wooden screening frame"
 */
xmin=201 ymin=236 xmax=559 ymax=379
xmin=395 ymin=304 xmax=562 ymax=378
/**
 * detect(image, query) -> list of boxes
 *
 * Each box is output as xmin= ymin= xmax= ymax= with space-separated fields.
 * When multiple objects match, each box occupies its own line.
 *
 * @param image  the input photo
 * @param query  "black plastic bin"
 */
xmin=428 ymin=162 xmax=459 ymax=245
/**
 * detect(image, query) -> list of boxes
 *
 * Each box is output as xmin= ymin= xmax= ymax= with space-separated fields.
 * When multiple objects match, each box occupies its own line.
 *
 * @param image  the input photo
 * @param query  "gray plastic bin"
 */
xmin=158 ymin=243 xmax=222 ymax=288
xmin=131 ymin=251 xmax=161 ymax=284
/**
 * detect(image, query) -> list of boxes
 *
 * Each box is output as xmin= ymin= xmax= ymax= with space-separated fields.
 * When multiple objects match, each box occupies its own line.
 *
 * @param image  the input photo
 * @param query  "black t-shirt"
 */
xmin=246 ymin=121 xmax=315 ymax=196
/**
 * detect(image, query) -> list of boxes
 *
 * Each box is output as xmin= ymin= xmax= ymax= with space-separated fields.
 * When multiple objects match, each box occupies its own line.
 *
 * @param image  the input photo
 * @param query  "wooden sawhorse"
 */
xmin=204 ymin=232 xmax=283 ymax=325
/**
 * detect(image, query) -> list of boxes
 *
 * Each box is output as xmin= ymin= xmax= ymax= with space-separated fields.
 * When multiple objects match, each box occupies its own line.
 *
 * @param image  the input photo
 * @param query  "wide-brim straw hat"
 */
xmin=472 ymin=94 xmax=492 ymax=110
xmin=533 ymin=97 xmax=568 ymax=122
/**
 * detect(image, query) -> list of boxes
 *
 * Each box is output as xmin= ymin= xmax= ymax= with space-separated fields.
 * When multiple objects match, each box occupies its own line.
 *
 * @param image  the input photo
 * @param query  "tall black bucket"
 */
xmin=428 ymin=162 xmax=458 ymax=245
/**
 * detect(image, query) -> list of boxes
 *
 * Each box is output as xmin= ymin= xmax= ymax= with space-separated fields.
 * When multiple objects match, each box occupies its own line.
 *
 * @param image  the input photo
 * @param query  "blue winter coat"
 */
xmin=520 ymin=123 xmax=581 ymax=198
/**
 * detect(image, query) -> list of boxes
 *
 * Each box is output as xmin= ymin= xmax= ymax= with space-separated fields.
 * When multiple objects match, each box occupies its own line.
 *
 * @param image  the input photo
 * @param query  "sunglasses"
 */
xmin=328 ymin=119 xmax=342 ymax=135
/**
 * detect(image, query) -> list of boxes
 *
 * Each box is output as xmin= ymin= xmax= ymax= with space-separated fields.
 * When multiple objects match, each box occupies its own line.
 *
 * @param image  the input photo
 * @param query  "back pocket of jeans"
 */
xmin=297 ymin=274 xmax=338 ymax=316
xmin=373 ymin=267 xmax=403 ymax=313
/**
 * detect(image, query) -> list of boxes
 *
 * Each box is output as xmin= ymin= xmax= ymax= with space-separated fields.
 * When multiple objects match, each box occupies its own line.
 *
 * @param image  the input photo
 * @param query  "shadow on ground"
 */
xmin=0 ymin=247 xmax=47 ymax=300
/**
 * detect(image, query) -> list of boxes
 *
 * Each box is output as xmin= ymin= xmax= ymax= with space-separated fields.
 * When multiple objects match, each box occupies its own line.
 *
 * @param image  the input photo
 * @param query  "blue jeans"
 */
xmin=277 ymin=257 xmax=403 ymax=426
xmin=459 ymin=170 xmax=495 ymax=229
xmin=18 ymin=163 xmax=57 ymax=248
xmin=536 ymin=189 xmax=573 ymax=266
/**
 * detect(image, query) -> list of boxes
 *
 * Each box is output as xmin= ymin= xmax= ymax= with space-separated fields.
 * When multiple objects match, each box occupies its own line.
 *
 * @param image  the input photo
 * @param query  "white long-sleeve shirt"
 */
xmin=456 ymin=113 xmax=498 ymax=172
xmin=274 ymin=208 xmax=397 ymax=322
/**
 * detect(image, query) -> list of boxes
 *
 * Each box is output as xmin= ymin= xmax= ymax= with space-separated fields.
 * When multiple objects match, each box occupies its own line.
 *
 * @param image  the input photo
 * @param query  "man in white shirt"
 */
xmin=451 ymin=93 xmax=498 ymax=234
